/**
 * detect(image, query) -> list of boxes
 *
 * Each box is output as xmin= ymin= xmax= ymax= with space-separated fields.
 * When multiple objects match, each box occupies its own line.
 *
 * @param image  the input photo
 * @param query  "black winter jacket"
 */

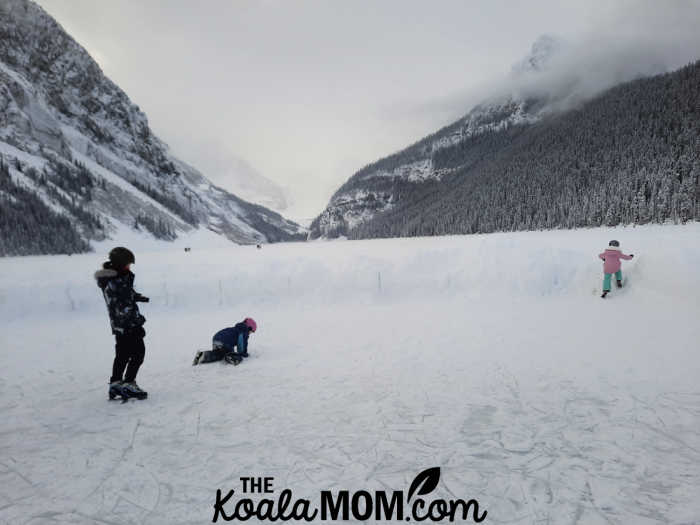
xmin=95 ymin=262 xmax=147 ymax=335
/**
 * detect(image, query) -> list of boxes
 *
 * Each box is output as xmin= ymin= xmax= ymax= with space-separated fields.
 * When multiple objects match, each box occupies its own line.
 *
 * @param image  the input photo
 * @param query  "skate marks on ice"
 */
xmin=2 ymin=363 xmax=700 ymax=523
xmin=445 ymin=365 xmax=700 ymax=524
xmin=5 ymin=420 xmax=161 ymax=525
xmin=0 ymin=386 xmax=181 ymax=525
xmin=197 ymin=359 xmax=699 ymax=524
xmin=2 ymin=316 xmax=699 ymax=523
xmin=264 ymin=359 xmax=700 ymax=524
xmin=0 ymin=458 xmax=38 ymax=520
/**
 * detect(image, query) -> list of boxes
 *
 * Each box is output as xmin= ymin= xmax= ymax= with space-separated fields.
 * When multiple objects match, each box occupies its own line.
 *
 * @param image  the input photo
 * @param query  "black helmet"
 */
xmin=608 ymin=240 xmax=620 ymax=247
xmin=109 ymin=247 xmax=135 ymax=268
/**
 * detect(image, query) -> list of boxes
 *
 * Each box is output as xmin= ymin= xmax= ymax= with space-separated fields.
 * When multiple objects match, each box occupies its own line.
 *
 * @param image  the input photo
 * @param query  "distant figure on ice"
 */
xmin=193 ymin=318 xmax=257 ymax=366
xmin=95 ymin=247 xmax=150 ymax=400
xmin=598 ymin=240 xmax=634 ymax=299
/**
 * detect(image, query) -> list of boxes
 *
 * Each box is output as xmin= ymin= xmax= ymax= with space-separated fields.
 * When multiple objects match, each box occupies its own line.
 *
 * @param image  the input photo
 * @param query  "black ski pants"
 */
xmin=111 ymin=332 xmax=145 ymax=383
xmin=197 ymin=347 xmax=228 ymax=364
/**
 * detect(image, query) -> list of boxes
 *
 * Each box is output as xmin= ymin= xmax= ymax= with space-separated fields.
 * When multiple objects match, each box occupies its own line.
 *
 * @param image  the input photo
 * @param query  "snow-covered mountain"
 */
xmin=309 ymin=36 xmax=699 ymax=240
xmin=308 ymin=36 xmax=563 ymax=239
xmin=0 ymin=0 xmax=305 ymax=256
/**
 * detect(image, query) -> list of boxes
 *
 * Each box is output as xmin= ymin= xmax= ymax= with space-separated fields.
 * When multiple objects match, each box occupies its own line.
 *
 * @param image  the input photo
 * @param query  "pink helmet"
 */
xmin=244 ymin=317 xmax=257 ymax=332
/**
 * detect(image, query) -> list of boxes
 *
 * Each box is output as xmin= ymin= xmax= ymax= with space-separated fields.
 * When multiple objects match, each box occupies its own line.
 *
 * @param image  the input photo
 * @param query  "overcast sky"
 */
xmin=33 ymin=0 xmax=700 ymax=221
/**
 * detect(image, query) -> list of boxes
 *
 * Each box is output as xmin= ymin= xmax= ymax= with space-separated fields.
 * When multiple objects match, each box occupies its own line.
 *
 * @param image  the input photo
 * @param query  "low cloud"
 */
xmin=413 ymin=1 xmax=700 ymax=122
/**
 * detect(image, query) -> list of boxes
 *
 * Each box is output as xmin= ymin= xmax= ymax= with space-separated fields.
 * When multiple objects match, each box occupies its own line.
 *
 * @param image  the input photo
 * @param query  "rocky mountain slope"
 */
xmin=0 ymin=0 xmax=304 ymax=256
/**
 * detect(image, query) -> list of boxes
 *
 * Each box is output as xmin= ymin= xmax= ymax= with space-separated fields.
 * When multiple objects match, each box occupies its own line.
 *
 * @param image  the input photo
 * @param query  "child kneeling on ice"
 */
xmin=193 ymin=317 xmax=257 ymax=365
xmin=598 ymin=240 xmax=633 ymax=298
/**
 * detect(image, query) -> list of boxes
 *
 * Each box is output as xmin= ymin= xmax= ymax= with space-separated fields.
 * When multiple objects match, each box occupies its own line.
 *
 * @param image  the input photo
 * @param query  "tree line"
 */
xmin=0 ymin=156 xmax=184 ymax=255
xmin=0 ymin=158 xmax=90 ymax=256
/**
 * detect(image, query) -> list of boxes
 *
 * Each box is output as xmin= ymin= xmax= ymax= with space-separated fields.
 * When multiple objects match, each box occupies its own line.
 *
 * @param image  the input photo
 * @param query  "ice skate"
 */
xmin=108 ymin=381 xmax=123 ymax=400
xmin=224 ymin=353 xmax=241 ymax=365
xmin=121 ymin=381 xmax=148 ymax=399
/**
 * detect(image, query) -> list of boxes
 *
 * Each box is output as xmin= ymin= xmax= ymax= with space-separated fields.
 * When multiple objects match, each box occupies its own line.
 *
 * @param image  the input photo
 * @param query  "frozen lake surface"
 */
xmin=1 ymin=224 xmax=699 ymax=524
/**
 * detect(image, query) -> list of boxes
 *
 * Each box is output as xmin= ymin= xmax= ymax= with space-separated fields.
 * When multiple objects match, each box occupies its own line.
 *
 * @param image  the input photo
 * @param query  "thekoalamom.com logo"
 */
xmin=212 ymin=467 xmax=487 ymax=522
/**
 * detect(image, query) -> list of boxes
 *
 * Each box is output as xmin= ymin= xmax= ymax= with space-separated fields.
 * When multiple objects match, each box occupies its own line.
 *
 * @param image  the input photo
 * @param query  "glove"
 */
xmin=630 ymin=254 xmax=634 ymax=258
xmin=135 ymin=294 xmax=150 ymax=303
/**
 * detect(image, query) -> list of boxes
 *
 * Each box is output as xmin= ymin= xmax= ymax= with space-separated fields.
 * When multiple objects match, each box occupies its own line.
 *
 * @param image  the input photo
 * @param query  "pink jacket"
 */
xmin=598 ymin=248 xmax=633 ymax=274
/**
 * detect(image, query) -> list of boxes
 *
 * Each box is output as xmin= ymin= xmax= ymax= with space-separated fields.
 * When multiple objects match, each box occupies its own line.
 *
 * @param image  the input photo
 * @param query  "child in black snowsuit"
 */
xmin=193 ymin=318 xmax=257 ymax=366
xmin=95 ymin=247 xmax=150 ymax=399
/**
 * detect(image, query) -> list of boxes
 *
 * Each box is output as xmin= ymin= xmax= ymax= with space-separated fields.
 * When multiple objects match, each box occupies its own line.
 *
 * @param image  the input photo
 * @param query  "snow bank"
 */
xmin=2 ymin=223 xmax=698 ymax=320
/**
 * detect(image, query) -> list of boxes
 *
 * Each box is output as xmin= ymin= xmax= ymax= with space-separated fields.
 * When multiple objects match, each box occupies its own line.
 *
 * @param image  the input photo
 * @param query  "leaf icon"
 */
xmin=407 ymin=467 xmax=441 ymax=501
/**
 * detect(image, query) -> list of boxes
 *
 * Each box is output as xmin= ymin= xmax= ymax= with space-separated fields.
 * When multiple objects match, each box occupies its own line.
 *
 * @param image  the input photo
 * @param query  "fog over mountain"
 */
xmin=408 ymin=2 xmax=700 ymax=132
xmin=191 ymin=149 xmax=290 ymax=214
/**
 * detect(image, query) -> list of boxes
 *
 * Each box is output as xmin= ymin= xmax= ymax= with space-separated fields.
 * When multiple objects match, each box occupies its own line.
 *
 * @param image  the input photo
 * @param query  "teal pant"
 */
xmin=603 ymin=270 xmax=622 ymax=291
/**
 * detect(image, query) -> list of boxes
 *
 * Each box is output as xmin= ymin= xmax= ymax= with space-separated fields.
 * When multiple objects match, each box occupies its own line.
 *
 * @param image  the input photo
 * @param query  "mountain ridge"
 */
xmin=308 ymin=36 xmax=565 ymax=239
xmin=309 ymin=40 xmax=699 ymax=240
xmin=0 ymin=0 xmax=305 ymax=256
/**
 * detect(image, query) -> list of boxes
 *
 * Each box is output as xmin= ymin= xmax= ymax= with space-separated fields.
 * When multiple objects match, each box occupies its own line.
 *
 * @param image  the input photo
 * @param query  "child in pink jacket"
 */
xmin=598 ymin=240 xmax=634 ymax=298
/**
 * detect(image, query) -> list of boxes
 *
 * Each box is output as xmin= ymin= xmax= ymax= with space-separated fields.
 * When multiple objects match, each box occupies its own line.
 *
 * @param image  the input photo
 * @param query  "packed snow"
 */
xmin=1 ymin=224 xmax=699 ymax=524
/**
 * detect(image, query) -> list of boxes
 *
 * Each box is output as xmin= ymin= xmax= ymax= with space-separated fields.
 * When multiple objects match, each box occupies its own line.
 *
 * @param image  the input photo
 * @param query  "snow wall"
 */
xmin=1 ymin=223 xmax=698 ymax=322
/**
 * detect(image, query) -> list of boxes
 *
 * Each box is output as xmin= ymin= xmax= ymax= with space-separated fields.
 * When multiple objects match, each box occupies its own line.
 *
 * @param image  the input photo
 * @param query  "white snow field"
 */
xmin=1 ymin=224 xmax=699 ymax=525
